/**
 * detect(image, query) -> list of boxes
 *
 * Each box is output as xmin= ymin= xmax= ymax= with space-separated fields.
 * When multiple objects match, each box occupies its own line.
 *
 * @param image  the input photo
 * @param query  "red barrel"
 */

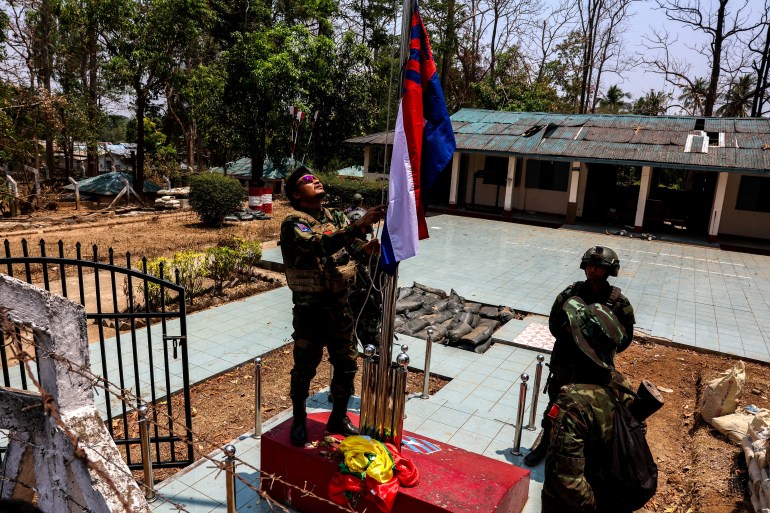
xmin=261 ymin=187 xmax=273 ymax=214
xmin=248 ymin=186 xmax=263 ymax=211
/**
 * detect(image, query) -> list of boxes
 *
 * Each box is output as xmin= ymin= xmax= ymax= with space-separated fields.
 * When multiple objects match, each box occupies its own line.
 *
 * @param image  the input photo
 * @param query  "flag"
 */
xmin=380 ymin=0 xmax=456 ymax=274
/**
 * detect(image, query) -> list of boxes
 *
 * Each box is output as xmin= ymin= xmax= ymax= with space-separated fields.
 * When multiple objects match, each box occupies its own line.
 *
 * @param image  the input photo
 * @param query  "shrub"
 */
xmin=171 ymin=250 xmax=207 ymax=303
xmin=189 ymin=173 xmax=245 ymax=226
xmin=135 ymin=256 xmax=174 ymax=310
xmin=217 ymin=235 xmax=262 ymax=274
xmin=315 ymin=172 xmax=388 ymax=209
xmin=205 ymin=246 xmax=239 ymax=293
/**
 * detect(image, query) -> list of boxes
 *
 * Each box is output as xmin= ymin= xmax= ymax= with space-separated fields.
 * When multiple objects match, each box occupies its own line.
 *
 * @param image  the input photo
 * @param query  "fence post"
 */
xmin=511 ymin=373 xmax=529 ymax=456
xmin=254 ymin=357 xmax=262 ymax=438
xmin=224 ymin=444 xmax=237 ymax=513
xmin=138 ymin=403 xmax=156 ymax=501
xmin=527 ymin=355 xmax=545 ymax=430
xmin=421 ymin=326 xmax=435 ymax=399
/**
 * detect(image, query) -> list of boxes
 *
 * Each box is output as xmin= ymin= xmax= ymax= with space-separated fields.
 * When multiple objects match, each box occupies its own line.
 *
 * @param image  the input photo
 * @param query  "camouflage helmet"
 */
xmin=352 ymin=193 xmax=364 ymax=202
xmin=563 ymin=297 xmax=626 ymax=370
xmin=580 ymin=246 xmax=620 ymax=277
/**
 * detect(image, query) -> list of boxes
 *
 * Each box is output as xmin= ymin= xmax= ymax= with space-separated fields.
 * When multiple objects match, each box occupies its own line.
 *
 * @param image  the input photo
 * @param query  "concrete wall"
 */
xmin=718 ymin=173 xmax=770 ymax=239
xmin=463 ymin=154 xmax=506 ymax=206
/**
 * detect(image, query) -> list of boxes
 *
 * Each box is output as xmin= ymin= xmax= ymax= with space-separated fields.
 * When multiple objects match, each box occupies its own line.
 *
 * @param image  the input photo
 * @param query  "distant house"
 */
xmin=53 ymin=142 xmax=136 ymax=176
xmin=346 ymin=109 xmax=770 ymax=243
xmin=209 ymin=157 xmax=304 ymax=193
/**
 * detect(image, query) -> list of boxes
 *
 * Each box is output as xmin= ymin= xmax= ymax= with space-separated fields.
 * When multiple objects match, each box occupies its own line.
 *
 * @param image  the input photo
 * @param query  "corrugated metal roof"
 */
xmin=345 ymin=108 xmax=770 ymax=172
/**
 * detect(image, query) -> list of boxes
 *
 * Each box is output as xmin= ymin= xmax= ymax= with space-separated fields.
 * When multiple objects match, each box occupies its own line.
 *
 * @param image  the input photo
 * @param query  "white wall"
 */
xmin=523 ymin=189 xmax=569 ymax=214
xmin=718 ymin=173 xmax=770 ymax=239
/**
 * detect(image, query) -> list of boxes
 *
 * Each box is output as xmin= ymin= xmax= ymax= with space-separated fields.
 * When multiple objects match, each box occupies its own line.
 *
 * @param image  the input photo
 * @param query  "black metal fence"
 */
xmin=0 ymin=238 xmax=193 ymax=470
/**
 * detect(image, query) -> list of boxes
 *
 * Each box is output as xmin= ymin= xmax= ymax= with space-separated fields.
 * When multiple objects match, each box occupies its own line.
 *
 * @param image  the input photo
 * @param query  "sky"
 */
xmin=604 ymin=0 xmax=767 ymax=111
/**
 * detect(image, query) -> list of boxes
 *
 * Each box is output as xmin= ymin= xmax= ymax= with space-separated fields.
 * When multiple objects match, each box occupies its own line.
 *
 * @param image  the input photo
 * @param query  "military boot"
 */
xmin=326 ymin=396 xmax=359 ymax=437
xmin=290 ymin=400 xmax=307 ymax=446
xmin=523 ymin=428 xmax=549 ymax=466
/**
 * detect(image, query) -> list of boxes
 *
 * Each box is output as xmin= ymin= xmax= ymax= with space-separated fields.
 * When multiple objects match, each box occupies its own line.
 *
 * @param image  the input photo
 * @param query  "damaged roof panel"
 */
xmin=344 ymin=108 xmax=770 ymax=173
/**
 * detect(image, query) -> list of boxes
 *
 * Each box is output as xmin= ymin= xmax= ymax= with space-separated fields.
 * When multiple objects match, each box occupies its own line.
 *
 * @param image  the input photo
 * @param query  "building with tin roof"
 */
xmin=346 ymin=109 xmax=770 ymax=243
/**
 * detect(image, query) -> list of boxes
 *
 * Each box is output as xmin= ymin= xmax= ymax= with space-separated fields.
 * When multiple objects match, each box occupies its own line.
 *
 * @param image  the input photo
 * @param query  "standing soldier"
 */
xmin=525 ymin=245 xmax=636 ymax=466
xmin=542 ymin=297 xmax=637 ymax=513
xmin=345 ymin=193 xmax=367 ymax=222
xmin=281 ymin=167 xmax=385 ymax=446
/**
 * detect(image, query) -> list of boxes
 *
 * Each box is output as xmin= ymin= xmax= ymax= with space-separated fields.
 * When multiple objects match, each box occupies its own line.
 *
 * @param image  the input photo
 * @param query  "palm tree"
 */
xmin=599 ymin=85 xmax=631 ymax=114
xmin=678 ymin=78 xmax=708 ymax=116
xmin=631 ymin=90 xmax=671 ymax=116
xmin=717 ymin=75 xmax=756 ymax=117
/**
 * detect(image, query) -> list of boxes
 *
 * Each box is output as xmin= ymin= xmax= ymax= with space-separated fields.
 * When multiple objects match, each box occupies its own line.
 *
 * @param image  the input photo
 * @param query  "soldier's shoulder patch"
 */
xmin=296 ymin=222 xmax=312 ymax=233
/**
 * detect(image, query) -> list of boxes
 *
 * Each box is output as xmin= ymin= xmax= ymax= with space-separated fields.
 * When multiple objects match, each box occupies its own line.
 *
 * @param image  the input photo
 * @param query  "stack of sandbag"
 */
xmin=393 ymin=282 xmax=515 ymax=354
xmin=154 ymin=195 xmax=182 ymax=209
xmin=698 ymin=361 xmax=770 ymax=512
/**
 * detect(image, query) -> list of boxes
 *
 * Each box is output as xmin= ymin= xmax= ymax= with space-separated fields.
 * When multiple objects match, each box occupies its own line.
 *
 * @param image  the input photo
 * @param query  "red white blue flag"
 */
xmin=380 ymin=1 xmax=456 ymax=274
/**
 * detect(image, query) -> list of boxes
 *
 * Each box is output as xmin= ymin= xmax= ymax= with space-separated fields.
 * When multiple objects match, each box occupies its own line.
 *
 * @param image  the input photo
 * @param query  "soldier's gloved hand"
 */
xmin=364 ymin=238 xmax=381 ymax=256
xmin=354 ymin=205 xmax=386 ymax=232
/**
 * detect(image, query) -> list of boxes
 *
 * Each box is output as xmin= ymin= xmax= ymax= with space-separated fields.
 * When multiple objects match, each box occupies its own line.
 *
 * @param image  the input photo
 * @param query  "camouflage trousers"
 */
xmin=290 ymin=301 xmax=358 ymax=404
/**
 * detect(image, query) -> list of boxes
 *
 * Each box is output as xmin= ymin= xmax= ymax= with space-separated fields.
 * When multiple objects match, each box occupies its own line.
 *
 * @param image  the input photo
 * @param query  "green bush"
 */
xmin=205 ymin=246 xmax=239 ymax=293
xmin=189 ymin=173 xmax=245 ymax=227
xmin=136 ymin=256 xmax=174 ymax=309
xmin=217 ymin=235 xmax=262 ymax=274
xmin=172 ymin=250 xmax=208 ymax=303
xmin=315 ymin=172 xmax=388 ymax=209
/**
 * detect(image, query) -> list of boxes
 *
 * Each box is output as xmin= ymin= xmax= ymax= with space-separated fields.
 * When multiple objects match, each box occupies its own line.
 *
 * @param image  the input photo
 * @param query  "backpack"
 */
xmin=598 ymin=384 xmax=658 ymax=511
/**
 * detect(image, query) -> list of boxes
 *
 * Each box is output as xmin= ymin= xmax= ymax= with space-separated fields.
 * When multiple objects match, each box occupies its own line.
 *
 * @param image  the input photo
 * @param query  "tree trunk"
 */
xmin=250 ymin=104 xmax=267 ymax=186
xmin=135 ymin=80 xmax=146 ymax=196
xmin=751 ymin=21 xmax=770 ymax=117
xmin=704 ymin=0 xmax=728 ymax=116
xmin=440 ymin=0 xmax=457 ymax=95
xmin=87 ymin=26 xmax=99 ymax=177
xmin=41 ymin=0 xmax=55 ymax=176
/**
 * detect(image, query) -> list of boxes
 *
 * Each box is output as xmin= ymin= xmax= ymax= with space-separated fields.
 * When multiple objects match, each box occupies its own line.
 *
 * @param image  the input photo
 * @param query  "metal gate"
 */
xmin=0 ymin=238 xmax=193 ymax=470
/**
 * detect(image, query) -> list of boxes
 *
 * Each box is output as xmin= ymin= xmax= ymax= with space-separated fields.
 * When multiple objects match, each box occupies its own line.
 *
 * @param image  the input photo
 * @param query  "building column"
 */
xmin=566 ymin=162 xmax=581 ymax=224
xmin=708 ymin=172 xmax=729 ymax=243
xmin=363 ymin=146 xmax=371 ymax=174
xmin=448 ymin=152 xmax=460 ymax=209
xmin=634 ymin=166 xmax=653 ymax=232
xmin=503 ymin=156 xmax=517 ymax=216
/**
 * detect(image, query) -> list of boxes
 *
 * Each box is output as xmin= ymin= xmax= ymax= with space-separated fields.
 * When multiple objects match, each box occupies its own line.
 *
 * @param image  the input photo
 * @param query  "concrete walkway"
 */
xmin=23 ymin=213 xmax=769 ymax=512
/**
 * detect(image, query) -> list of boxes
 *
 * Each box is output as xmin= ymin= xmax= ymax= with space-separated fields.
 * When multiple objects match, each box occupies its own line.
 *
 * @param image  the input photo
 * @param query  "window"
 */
xmin=736 ymin=175 xmax=770 ymax=213
xmin=525 ymin=160 xmax=569 ymax=191
xmin=481 ymin=156 xmax=508 ymax=185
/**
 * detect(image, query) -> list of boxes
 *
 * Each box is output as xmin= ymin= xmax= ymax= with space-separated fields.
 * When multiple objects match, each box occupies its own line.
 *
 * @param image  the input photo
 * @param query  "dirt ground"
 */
xmin=3 ymin=201 xmax=770 ymax=513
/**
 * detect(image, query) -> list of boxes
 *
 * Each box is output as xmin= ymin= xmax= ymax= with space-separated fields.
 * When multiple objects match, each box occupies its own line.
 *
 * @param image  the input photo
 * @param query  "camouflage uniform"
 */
xmin=542 ymin=373 xmax=636 ymax=513
xmin=280 ymin=207 xmax=367 ymax=407
xmin=547 ymin=280 xmax=635 ymax=403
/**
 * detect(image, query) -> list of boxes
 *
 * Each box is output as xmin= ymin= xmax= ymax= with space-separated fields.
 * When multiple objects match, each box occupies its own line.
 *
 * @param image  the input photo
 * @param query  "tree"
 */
xmin=631 ymin=89 xmax=671 ymax=115
xmin=598 ymin=84 xmax=630 ymax=113
xmin=749 ymin=9 xmax=770 ymax=117
xmin=644 ymin=0 xmax=763 ymax=116
xmin=717 ymin=74 xmax=755 ymax=116
xmin=677 ymin=77 xmax=708 ymax=116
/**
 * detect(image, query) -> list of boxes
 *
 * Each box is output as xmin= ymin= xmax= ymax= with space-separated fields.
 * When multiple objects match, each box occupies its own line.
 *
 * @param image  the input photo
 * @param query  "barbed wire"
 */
xmin=1 ymin=308 xmax=360 ymax=513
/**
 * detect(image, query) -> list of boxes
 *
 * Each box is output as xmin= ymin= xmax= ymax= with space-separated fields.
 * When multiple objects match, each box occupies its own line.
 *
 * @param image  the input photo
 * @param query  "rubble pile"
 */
xmin=394 ymin=282 xmax=515 ymax=354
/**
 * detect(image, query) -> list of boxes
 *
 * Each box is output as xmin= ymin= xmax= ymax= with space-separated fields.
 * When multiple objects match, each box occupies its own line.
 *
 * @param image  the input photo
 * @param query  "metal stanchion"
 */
xmin=224 ymin=444 xmax=236 ymax=513
xmin=254 ymin=357 xmax=262 ymax=438
xmin=359 ymin=345 xmax=378 ymax=436
xmin=391 ymin=346 xmax=410 ymax=447
xmin=511 ymin=373 xmax=529 ymax=456
xmin=137 ymin=403 xmax=156 ymax=501
xmin=421 ymin=326 xmax=435 ymax=399
xmin=527 ymin=355 xmax=545 ymax=430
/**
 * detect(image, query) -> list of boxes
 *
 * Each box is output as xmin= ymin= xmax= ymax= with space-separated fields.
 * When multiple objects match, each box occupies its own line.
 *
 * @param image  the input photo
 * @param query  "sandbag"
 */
xmin=396 ymin=299 xmax=423 ymax=314
xmin=403 ymin=318 xmax=430 ymax=335
xmin=458 ymin=337 xmax=493 ymax=353
xmin=405 ymin=306 xmax=431 ymax=319
xmin=699 ymin=361 xmax=745 ymax=422
xmin=397 ymin=287 xmax=414 ymax=301
xmin=479 ymin=306 xmax=499 ymax=319
xmin=711 ymin=413 xmax=754 ymax=444
xmin=449 ymin=289 xmax=464 ymax=302
xmin=413 ymin=282 xmax=447 ymax=298
xmin=459 ymin=325 xmax=492 ymax=346
xmin=447 ymin=324 xmax=473 ymax=346
xmin=393 ymin=316 xmax=406 ymax=331
xmin=464 ymin=302 xmax=481 ymax=314
xmin=446 ymin=300 xmax=464 ymax=313
xmin=454 ymin=311 xmax=475 ymax=326
xmin=431 ymin=299 xmax=448 ymax=312
xmin=498 ymin=306 xmax=514 ymax=322
xmin=422 ymin=292 xmax=442 ymax=304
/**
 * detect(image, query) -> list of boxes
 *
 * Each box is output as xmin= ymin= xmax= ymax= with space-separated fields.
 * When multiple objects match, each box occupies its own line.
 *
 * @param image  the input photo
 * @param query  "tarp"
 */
xmin=63 ymin=172 xmax=161 ymax=195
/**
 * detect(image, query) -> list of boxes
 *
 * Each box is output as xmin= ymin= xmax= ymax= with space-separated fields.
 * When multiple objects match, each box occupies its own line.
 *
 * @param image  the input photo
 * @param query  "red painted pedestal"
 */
xmin=261 ymin=412 xmax=530 ymax=513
